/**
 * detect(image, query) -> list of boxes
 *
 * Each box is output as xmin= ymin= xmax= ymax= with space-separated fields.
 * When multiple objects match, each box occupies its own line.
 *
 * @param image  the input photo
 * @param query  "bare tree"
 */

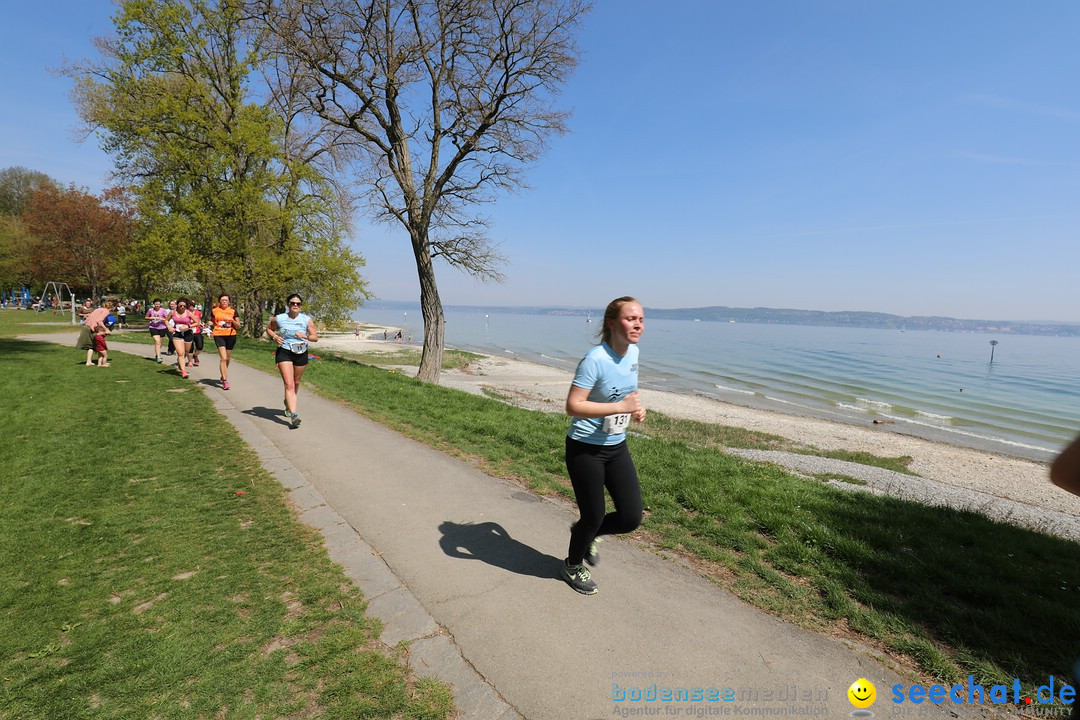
xmin=255 ymin=0 xmax=589 ymax=381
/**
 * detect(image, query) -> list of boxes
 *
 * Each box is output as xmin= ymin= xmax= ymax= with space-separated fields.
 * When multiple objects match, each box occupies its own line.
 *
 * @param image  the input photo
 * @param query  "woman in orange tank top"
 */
xmin=211 ymin=293 xmax=240 ymax=390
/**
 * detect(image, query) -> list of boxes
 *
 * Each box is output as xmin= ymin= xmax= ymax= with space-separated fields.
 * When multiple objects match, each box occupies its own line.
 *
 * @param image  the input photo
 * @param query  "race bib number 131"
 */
xmin=602 ymin=413 xmax=631 ymax=434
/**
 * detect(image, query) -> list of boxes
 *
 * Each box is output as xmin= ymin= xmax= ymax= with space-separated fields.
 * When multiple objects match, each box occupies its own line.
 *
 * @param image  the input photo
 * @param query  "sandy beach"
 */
xmin=317 ymin=330 xmax=1080 ymax=533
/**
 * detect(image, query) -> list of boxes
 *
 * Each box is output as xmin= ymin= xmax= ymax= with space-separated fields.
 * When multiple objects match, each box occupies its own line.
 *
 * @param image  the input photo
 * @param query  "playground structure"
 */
xmin=1 ymin=287 xmax=32 ymax=309
xmin=39 ymin=282 xmax=77 ymax=324
xmin=1 ymin=282 xmax=78 ymax=324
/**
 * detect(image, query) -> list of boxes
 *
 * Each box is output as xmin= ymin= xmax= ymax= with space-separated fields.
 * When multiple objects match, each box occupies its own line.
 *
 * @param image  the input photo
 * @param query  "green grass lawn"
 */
xmin=0 ymin=307 xmax=82 ymax=334
xmin=0 ymin=328 xmax=452 ymax=719
xmin=7 ymin=309 xmax=1077 ymax=695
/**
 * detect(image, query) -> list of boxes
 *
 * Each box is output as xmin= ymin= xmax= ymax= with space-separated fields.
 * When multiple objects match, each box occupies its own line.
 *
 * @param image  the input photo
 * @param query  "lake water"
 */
xmin=355 ymin=302 xmax=1080 ymax=462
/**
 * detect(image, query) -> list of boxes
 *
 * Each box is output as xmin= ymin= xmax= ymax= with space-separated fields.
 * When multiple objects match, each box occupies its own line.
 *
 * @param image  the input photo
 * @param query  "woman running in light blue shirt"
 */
xmin=265 ymin=293 xmax=319 ymax=428
xmin=561 ymin=296 xmax=647 ymax=595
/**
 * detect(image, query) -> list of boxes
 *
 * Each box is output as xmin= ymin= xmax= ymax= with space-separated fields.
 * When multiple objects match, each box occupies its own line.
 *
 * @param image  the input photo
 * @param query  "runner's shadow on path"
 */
xmin=243 ymin=406 xmax=293 ymax=427
xmin=438 ymin=521 xmax=562 ymax=580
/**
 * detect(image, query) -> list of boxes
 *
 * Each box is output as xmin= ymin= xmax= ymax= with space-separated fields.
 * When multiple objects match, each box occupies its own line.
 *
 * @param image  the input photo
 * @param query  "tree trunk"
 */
xmin=241 ymin=290 xmax=265 ymax=338
xmin=413 ymin=233 xmax=444 ymax=383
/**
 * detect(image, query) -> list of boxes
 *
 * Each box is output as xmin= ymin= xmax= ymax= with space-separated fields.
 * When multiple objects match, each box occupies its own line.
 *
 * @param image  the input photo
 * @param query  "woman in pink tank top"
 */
xmin=167 ymin=298 xmax=196 ymax=378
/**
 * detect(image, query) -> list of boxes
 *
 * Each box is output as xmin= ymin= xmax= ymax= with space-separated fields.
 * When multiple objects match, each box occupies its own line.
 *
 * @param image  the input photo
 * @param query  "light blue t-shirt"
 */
xmin=275 ymin=312 xmax=312 ymax=353
xmin=567 ymin=342 xmax=639 ymax=446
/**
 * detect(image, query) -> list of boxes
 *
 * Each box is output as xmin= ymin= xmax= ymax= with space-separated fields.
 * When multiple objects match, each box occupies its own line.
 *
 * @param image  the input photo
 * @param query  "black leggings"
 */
xmin=565 ymin=437 xmax=643 ymax=565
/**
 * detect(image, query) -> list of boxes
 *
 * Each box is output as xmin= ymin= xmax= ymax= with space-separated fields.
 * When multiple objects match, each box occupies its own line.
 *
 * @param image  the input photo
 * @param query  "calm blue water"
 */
xmin=355 ymin=303 xmax=1080 ymax=462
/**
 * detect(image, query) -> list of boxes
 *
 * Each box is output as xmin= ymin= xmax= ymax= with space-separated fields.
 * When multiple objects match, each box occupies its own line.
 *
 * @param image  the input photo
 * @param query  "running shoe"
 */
xmin=571 ymin=522 xmax=602 ymax=567
xmin=561 ymin=562 xmax=597 ymax=595
xmin=222 ymin=379 xmax=230 ymax=390
xmin=181 ymin=369 xmax=188 ymax=379
xmin=193 ymin=358 xmax=200 ymax=366
xmin=289 ymin=412 xmax=301 ymax=428
xmin=155 ymin=356 xmax=162 ymax=363
xmin=584 ymin=536 xmax=602 ymax=567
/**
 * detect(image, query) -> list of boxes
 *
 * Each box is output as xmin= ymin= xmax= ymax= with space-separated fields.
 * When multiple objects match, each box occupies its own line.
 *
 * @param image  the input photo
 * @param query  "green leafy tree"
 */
xmin=69 ymin=0 xmax=369 ymax=335
xmin=113 ymin=205 xmax=191 ymax=305
xmin=0 ymin=215 xmax=39 ymax=291
xmin=256 ymin=0 xmax=589 ymax=381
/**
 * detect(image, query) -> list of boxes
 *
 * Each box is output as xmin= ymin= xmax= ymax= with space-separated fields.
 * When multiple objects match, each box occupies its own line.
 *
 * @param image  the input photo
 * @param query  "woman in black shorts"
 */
xmin=145 ymin=299 xmax=170 ymax=363
xmin=189 ymin=303 xmax=204 ymax=366
xmin=265 ymin=294 xmax=318 ymax=428
xmin=167 ymin=298 xmax=196 ymax=378
xmin=210 ymin=294 xmax=240 ymax=389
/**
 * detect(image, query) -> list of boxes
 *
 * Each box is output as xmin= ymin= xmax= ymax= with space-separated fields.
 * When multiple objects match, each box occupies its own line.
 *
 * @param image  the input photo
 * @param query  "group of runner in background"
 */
xmin=72 ymin=290 xmax=312 ymax=430
xmin=145 ymin=294 xmax=240 ymax=388
xmin=75 ymin=290 xmax=314 ymax=431
xmin=144 ymin=292 xmax=314 ymax=428
xmin=141 ymin=293 xmax=238 ymax=388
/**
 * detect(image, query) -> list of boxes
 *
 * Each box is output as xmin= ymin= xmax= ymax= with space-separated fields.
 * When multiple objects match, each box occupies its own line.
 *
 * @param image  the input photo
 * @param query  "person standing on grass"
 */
xmin=265 ymin=293 xmax=318 ymax=428
xmin=167 ymin=298 xmax=196 ymax=378
xmin=93 ymin=326 xmax=110 ymax=366
xmin=145 ymin=299 xmax=169 ymax=363
xmin=77 ymin=298 xmax=93 ymax=324
xmin=560 ymin=296 xmax=647 ymax=595
xmin=78 ymin=301 xmax=114 ymax=366
xmin=211 ymin=294 xmax=240 ymax=390
xmin=75 ymin=298 xmax=97 ymax=360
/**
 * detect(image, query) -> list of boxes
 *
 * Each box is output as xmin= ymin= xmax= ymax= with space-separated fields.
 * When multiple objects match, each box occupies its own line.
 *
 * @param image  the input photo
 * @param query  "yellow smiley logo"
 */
xmin=848 ymin=678 xmax=876 ymax=709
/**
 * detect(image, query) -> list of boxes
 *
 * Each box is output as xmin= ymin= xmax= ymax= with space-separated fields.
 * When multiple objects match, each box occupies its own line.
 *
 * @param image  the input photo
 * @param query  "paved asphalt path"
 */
xmin=29 ymin=333 xmax=938 ymax=720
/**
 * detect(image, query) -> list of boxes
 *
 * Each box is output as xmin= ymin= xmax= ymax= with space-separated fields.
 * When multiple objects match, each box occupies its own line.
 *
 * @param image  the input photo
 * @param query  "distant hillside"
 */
xmin=369 ymin=300 xmax=1080 ymax=337
xmin=624 ymin=306 xmax=1080 ymax=337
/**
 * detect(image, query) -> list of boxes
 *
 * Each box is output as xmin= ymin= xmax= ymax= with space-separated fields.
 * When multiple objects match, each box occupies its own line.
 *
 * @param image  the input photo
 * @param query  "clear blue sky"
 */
xmin=3 ymin=1 xmax=1079 ymax=321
